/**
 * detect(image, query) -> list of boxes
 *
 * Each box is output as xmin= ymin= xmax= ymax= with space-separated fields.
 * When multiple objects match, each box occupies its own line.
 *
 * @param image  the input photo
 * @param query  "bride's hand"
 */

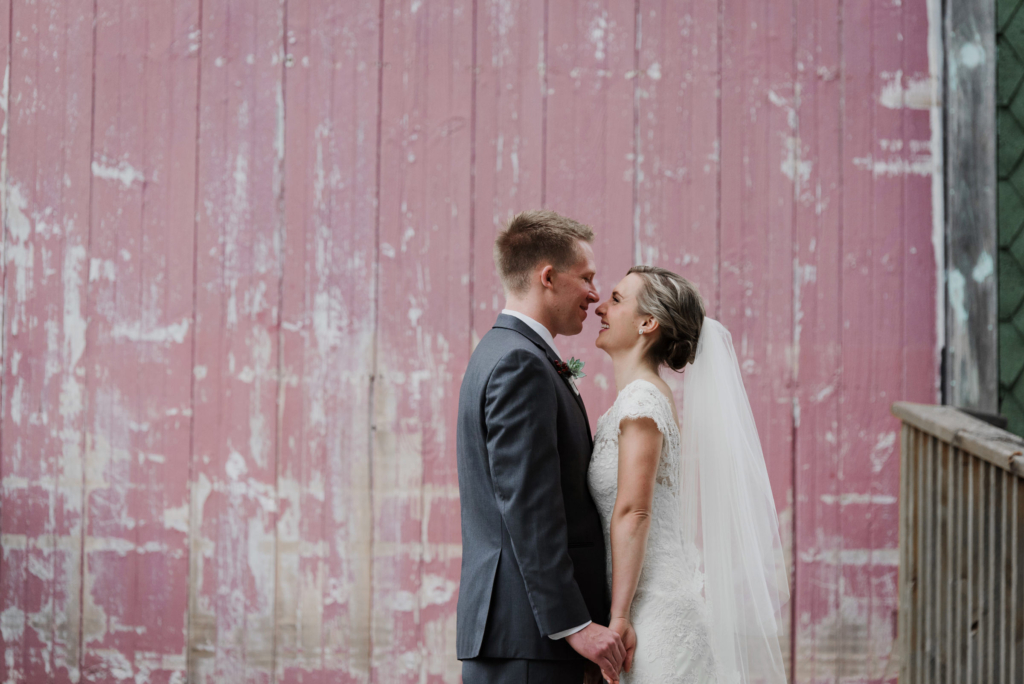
xmin=609 ymin=617 xmax=636 ymax=673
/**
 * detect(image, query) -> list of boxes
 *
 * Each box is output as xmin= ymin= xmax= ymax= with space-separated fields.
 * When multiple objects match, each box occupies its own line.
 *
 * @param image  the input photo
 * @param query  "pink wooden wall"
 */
xmin=0 ymin=0 xmax=939 ymax=682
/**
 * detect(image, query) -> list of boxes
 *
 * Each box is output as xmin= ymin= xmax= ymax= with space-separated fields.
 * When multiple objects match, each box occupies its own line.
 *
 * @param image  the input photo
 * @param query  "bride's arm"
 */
xmin=609 ymin=416 xmax=663 ymax=668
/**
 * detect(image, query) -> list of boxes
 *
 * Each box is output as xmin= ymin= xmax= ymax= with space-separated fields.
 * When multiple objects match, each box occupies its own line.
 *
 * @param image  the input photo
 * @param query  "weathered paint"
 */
xmin=276 ymin=1 xmax=378 ymax=682
xmin=0 ymin=1 xmax=939 ymax=683
xmin=188 ymin=2 xmax=285 ymax=681
xmin=373 ymin=1 xmax=472 ymax=682
xmin=1 ymin=2 xmax=93 ymax=682
xmin=81 ymin=3 xmax=199 ymax=683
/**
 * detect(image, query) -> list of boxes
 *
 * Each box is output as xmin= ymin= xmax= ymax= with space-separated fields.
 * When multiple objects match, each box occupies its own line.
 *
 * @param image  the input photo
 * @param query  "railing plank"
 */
xmin=929 ymin=436 xmax=937 ymax=679
xmin=895 ymin=405 xmax=1024 ymax=683
xmin=899 ymin=424 xmax=912 ymax=683
xmin=892 ymin=403 xmax=1024 ymax=475
xmin=921 ymin=430 xmax=929 ymax=679
xmin=937 ymin=440 xmax=949 ymax=683
xmin=1013 ymin=479 xmax=1022 ymax=681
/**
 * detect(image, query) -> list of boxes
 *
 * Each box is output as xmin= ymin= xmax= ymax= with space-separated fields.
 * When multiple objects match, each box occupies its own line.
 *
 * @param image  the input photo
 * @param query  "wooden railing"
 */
xmin=893 ymin=402 xmax=1024 ymax=683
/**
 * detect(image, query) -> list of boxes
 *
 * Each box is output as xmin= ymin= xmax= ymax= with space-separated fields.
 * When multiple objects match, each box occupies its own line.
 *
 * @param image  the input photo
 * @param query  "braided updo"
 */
xmin=628 ymin=265 xmax=705 ymax=371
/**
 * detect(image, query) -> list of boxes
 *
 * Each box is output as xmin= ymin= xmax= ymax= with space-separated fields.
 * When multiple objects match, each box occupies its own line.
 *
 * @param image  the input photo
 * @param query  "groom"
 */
xmin=456 ymin=211 xmax=625 ymax=684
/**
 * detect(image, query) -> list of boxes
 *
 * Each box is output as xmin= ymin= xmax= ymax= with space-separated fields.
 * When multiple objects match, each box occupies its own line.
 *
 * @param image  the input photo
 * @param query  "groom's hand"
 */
xmin=565 ymin=623 xmax=626 ymax=683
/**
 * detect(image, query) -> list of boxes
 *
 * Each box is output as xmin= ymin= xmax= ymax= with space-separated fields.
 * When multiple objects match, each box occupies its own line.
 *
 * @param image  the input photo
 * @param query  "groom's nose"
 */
xmin=587 ymin=287 xmax=599 ymax=303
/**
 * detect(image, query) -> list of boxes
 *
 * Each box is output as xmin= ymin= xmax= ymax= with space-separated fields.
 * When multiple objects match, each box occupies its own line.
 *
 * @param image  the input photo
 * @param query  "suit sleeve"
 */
xmin=484 ymin=348 xmax=592 ymax=637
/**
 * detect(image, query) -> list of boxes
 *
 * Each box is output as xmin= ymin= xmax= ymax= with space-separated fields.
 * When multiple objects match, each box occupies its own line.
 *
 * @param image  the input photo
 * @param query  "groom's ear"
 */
xmin=538 ymin=264 xmax=556 ymax=290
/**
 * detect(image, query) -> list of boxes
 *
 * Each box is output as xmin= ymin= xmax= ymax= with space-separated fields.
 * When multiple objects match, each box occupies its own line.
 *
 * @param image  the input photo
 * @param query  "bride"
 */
xmin=589 ymin=266 xmax=789 ymax=684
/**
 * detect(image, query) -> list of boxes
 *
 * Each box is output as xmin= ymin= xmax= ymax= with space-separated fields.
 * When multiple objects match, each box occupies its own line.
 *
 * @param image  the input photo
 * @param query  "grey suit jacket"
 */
xmin=456 ymin=314 xmax=610 ymax=661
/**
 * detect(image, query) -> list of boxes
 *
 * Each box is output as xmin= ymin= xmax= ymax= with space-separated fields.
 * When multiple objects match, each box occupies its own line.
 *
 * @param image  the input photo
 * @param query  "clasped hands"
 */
xmin=567 ymin=617 xmax=637 ymax=684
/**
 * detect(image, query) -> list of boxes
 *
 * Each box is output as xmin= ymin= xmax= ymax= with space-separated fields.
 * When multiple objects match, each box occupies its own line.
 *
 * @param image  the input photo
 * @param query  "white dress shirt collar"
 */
xmin=500 ymin=309 xmax=561 ymax=359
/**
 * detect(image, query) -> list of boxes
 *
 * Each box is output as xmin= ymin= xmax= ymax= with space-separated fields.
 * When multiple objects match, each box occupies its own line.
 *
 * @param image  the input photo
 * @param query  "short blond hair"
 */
xmin=493 ymin=210 xmax=594 ymax=295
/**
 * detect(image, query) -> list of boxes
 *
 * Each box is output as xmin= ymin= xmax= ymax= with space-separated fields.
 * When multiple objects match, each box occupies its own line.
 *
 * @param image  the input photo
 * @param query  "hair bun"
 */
xmin=627 ymin=265 xmax=705 ymax=372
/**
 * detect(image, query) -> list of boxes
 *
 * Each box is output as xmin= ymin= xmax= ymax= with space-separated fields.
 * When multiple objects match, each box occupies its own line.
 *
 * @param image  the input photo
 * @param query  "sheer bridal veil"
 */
xmin=679 ymin=318 xmax=789 ymax=684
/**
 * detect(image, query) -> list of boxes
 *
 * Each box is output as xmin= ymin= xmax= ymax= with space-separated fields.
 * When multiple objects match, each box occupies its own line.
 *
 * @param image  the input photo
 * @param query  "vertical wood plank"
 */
xmin=896 ymin=427 xmax=907 ymax=683
xmin=719 ymin=3 xmax=795 ymax=666
xmin=791 ymin=0 xmax=844 ymax=678
xmin=188 ymin=2 xmax=285 ymax=681
xmin=0 ymin=2 xmax=94 ymax=681
xmin=1012 ymin=478 xmax=1021 ymax=681
xmin=544 ymin=0 xmax=635 ymax=420
xmin=954 ymin=448 xmax=965 ymax=684
xmin=944 ymin=0 xmax=997 ymax=411
xmin=948 ymin=447 xmax=960 ymax=684
xmin=967 ymin=459 xmax=978 ymax=683
xmin=921 ymin=438 xmax=929 ymax=679
xmin=1001 ymin=474 xmax=1010 ymax=684
xmin=275 ymin=1 xmax=379 ymax=681
xmin=835 ymin=0 xmax=904 ymax=677
xmin=901 ymin=0 xmax=940 ymax=410
xmin=634 ymin=0 xmax=720 ymax=313
xmin=285 ymin=0 xmax=380 ymax=677
xmin=472 ymin=0 xmax=546 ymax=343
xmin=938 ymin=443 xmax=950 ymax=683
xmin=373 ymin=0 xmax=473 ymax=680
xmin=923 ymin=437 xmax=935 ymax=680
xmin=80 ymin=2 xmax=199 ymax=681
xmin=868 ymin=0 xmax=910 ymax=676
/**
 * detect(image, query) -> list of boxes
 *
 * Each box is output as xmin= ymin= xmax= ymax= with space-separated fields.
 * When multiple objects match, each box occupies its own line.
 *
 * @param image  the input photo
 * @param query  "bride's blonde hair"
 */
xmin=627 ymin=265 xmax=705 ymax=370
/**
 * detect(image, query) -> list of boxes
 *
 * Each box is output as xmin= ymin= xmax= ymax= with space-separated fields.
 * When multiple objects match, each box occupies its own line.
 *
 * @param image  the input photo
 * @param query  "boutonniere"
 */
xmin=553 ymin=357 xmax=586 ymax=381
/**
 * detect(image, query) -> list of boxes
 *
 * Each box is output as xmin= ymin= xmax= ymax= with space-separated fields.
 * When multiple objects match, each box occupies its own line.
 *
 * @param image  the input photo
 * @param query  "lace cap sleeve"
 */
xmin=615 ymin=380 xmax=676 ymax=439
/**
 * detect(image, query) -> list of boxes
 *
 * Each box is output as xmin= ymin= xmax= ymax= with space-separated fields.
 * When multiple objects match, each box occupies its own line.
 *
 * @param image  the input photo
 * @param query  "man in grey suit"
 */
xmin=457 ymin=211 xmax=626 ymax=684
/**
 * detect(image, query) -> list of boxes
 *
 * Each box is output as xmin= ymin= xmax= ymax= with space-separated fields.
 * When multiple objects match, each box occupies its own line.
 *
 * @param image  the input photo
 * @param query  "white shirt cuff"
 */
xmin=548 ymin=620 xmax=591 ymax=640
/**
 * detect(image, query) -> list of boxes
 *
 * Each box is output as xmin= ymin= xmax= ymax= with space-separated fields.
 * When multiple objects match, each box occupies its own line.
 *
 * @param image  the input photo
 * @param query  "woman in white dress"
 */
xmin=588 ymin=266 xmax=789 ymax=684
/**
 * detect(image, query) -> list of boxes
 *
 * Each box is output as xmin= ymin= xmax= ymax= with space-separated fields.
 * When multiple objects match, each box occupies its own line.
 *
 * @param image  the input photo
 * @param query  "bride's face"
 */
xmin=594 ymin=273 xmax=651 ymax=354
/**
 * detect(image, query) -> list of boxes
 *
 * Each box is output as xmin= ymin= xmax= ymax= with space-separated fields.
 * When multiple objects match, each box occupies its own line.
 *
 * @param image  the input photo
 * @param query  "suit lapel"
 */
xmin=493 ymin=315 xmax=592 ymax=438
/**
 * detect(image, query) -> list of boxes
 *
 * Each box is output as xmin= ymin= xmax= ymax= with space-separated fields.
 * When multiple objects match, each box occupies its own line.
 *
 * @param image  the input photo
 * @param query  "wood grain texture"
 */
xmin=188 ymin=2 xmax=285 ymax=681
xmin=81 ymin=2 xmax=199 ymax=682
xmin=945 ymin=0 xmax=997 ymax=412
xmin=719 ymin=0 xmax=797 ymax=668
xmin=544 ymin=0 xmax=635 ymax=421
xmin=0 ymin=1 xmax=942 ymax=681
xmin=276 ymin=1 xmax=379 ymax=681
xmin=472 ymin=0 xmax=546 ymax=345
xmin=791 ymin=0 xmax=844 ymax=679
xmin=634 ymin=0 xmax=719 ymax=313
xmin=373 ymin=1 xmax=472 ymax=680
xmin=0 ymin=2 xmax=94 ymax=681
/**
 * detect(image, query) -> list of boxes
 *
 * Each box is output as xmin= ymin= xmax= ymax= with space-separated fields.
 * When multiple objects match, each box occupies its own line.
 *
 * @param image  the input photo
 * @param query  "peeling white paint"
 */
xmin=91 ymin=159 xmax=145 ymax=187
xmin=589 ymin=12 xmax=609 ymax=62
xmin=163 ymin=503 xmax=190 ymax=533
xmin=879 ymin=70 xmax=936 ymax=110
xmin=111 ymin=317 xmax=190 ymax=344
xmin=88 ymin=257 xmax=116 ymax=282
xmin=972 ymin=251 xmax=993 ymax=283
xmin=421 ymin=575 xmax=457 ymax=606
xmin=781 ymin=137 xmax=812 ymax=187
xmin=948 ymin=269 xmax=968 ymax=324
xmin=797 ymin=547 xmax=899 ymax=566
xmin=0 ymin=606 xmax=25 ymax=642
xmin=870 ymin=431 xmax=897 ymax=474
xmin=852 ymin=154 xmax=935 ymax=177
xmin=959 ymin=42 xmax=985 ymax=69
xmin=820 ymin=493 xmax=897 ymax=506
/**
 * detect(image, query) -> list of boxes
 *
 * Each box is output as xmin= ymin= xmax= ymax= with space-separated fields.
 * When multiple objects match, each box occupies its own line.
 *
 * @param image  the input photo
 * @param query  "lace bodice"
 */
xmin=588 ymin=380 xmax=717 ymax=683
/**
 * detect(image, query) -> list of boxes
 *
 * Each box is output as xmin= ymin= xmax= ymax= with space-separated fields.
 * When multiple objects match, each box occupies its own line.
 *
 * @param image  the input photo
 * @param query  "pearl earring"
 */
xmin=638 ymin=327 xmax=645 ymax=335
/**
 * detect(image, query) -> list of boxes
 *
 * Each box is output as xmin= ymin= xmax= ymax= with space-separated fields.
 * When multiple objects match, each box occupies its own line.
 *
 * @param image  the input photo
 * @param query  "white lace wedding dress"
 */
xmin=588 ymin=379 xmax=718 ymax=684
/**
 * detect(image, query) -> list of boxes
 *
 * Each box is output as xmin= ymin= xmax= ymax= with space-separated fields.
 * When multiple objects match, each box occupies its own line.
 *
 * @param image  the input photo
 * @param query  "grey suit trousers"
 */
xmin=462 ymin=657 xmax=585 ymax=684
